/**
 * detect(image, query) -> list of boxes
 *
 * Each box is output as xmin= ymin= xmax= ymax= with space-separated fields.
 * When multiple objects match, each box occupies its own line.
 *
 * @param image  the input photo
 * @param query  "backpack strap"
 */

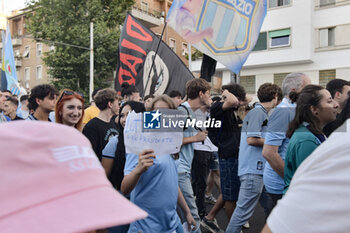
xmin=178 ymin=104 xmax=202 ymax=132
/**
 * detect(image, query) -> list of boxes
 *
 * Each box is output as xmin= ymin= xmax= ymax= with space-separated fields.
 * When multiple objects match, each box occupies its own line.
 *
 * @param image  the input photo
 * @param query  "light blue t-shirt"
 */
xmin=176 ymin=101 xmax=197 ymax=173
xmin=263 ymin=98 xmax=296 ymax=194
xmin=102 ymin=135 xmax=118 ymax=159
xmin=238 ymin=103 xmax=268 ymax=177
xmin=124 ymin=153 xmax=180 ymax=233
xmin=17 ymin=108 xmax=29 ymax=119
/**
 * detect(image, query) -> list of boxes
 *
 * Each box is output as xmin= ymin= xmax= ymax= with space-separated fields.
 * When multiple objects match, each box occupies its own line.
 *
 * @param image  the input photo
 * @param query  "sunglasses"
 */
xmin=57 ymin=91 xmax=83 ymax=104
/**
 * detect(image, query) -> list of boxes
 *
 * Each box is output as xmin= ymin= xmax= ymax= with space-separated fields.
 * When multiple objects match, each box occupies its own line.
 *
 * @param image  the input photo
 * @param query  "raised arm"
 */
xmin=121 ymin=149 xmax=155 ymax=195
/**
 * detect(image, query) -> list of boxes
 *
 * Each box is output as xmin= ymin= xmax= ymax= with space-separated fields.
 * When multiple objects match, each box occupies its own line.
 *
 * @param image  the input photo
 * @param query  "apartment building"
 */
xmin=1 ymin=0 xmax=191 ymax=91
xmin=0 ymin=10 xmax=51 ymax=92
xmin=131 ymin=0 xmax=191 ymax=65
xmin=192 ymin=0 xmax=350 ymax=95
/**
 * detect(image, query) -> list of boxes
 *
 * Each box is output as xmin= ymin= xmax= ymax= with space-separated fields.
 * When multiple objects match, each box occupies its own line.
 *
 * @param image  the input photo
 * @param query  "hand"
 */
xmin=205 ymin=28 xmax=214 ymax=38
xmin=222 ymin=89 xmax=239 ymax=106
xmin=195 ymin=131 xmax=207 ymax=142
xmin=136 ymin=149 xmax=155 ymax=174
xmin=185 ymin=212 xmax=196 ymax=232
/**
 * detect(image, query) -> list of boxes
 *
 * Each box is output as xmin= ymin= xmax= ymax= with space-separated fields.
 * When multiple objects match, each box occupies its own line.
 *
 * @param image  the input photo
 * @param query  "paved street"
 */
xmin=202 ymin=191 xmax=265 ymax=233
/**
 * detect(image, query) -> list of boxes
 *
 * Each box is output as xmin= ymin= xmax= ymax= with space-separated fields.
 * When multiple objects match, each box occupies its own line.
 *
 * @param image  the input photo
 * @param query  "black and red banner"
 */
xmin=115 ymin=14 xmax=194 ymax=97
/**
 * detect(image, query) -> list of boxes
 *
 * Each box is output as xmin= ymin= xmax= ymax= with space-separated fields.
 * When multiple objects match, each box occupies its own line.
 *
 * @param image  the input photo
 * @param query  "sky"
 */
xmin=3 ymin=0 xmax=27 ymax=14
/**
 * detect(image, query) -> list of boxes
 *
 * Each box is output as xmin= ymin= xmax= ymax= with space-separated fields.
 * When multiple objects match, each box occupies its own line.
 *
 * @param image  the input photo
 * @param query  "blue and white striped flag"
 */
xmin=167 ymin=0 xmax=267 ymax=74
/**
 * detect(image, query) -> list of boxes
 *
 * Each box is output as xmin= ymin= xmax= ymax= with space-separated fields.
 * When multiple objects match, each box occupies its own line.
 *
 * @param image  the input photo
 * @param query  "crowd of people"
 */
xmin=0 ymin=74 xmax=350 ymax=233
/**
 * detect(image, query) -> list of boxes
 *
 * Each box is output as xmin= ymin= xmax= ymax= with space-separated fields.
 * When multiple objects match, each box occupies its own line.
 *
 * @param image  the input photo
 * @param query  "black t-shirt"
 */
xmin=210 ymin=102 xmax=241 ymax=159
xmin=82 ymin=117 xmax=119 ymax=161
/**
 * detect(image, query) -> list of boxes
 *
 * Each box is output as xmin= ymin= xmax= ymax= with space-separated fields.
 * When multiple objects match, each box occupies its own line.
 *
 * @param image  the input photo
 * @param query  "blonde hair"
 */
xmin=148 ymin=95 xmax=176 ymax=111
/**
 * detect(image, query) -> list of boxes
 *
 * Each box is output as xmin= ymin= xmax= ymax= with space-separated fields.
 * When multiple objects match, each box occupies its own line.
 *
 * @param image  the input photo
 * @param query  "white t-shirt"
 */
xmin=192 ymin=108 xmax=218 ymax=152
xmin=267 ymin=119 xmax=350 ymax=233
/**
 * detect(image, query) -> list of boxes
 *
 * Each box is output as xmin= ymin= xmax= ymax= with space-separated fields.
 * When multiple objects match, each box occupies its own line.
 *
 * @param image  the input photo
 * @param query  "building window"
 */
xmin=25 ymin=81 xmax=30 ymax=89
xmin=319 ymin=69 xmax=336 ymax=87
xmin=320 ymin=0 xmax=335 ymax=7
xmin=269 ymin=28 xmax=291 ymax=48
xmin=36 ymin=43 xmax=43 ymax=57
xmin=240 ymin=75 xmax=256 ymax=94
xmin=253 ymin=32 xmax=267 ymax=51
xmin=36 ymin=66 xmax=42 ymax=80
xmin=24 ymin=67 xmax=30 ymax=81
xmin=182 ymin=43 xmax=188 ymax=56
xmin=274 ymin=73 xmax=289 ymax=88
xmin=14 ymin=49 xmax=20 ymax=58
xmin=269 ymin=0 xmax=290 ymax=8
xmin=23 ymin=46 xmax=30 ymax=59
xmin=319 ymin=27 xmax=335 ymax=47
xmin=169 ymin=38 xmax=176 ymax=52
xmin=141 ymin=1 xmax=148 ymax=12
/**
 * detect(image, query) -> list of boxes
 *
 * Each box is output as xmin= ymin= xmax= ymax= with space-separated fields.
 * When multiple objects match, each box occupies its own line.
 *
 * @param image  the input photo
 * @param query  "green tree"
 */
xmin=27 ymin=0 xmax=134 ymax=97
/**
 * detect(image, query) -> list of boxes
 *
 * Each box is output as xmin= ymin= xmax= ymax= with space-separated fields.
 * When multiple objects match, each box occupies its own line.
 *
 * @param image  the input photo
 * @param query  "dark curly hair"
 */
xmin=121 ymin=83 xmax=139 ymax=99
xmin=222 ymin=83 xmax=246 ymax=101
xmin=28 ymin=84 xmax=58 ymax=111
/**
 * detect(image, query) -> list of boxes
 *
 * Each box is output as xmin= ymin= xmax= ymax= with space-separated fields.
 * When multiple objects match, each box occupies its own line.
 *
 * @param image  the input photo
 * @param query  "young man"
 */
xmin=226 ymin=83 xmax=282 ymax=233
xmin=3 ymin=96 xmax=23 ymax=120
xmin=0 ymin=90 xmax=12 ymax=122
xmin=27 ymin=84 xmax=58 ymax=121
xmin=83 ymin=88 xmax=119 ymax=161
xmin=262 ymin=119 xmax=350 ymax=233
xmin=82 ymin=88 xmax=102 ymax=127
xmin=169 ymin=90 xmax=183 ymax=107
xmin=177 ymin=78 xmax=212 ymax=233
xmin=262 ymin=73 xmax=311 ymax=208
xmin=202 ymin=84 xmax=245 ymax=233
xmin=191 ymin=104 xmax=218 ymax=220
xmin=121 ymin=83 xmax=141 ymax=103
xmin=17 ymin=95 xmax=29 ymax=119
xmin=323 ymin=79 xmax=350 ymax=136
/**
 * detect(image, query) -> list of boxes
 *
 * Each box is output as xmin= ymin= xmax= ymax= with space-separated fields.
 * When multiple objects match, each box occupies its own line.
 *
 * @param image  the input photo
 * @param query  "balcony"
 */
xmin=15 ymin=58 xmax=22 ymax=67
xmin=131 ymin=4 xmax=164 ymax=28
xmin=12 ymin=37 xmax=22 ymax=46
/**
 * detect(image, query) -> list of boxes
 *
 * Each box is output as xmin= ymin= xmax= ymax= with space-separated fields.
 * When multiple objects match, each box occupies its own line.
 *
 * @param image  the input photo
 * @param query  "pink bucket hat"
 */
xmin=0 ymin=121 xmax=147 ymax=233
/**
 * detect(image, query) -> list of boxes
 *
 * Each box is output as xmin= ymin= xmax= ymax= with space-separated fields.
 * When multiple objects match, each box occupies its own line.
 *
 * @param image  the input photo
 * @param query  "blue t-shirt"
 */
xmin=176 ymin=102 xmax=197 ymax=173
xmin=124 ymin=153 xmax=180 ymax=233
xmin=238 ymin=103 xmax=268 ymax=176
xmin=102 ymin=135 xmax=118 ymax=159
xmin=263 ymin=98 xmax=296 ymax=194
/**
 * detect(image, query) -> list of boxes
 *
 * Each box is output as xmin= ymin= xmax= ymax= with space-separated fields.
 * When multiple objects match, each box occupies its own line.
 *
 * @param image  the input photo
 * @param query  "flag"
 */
xmin=115 ymin=14 xmax=194 ymax=97
xmin=200 ymin=54 xmax=217 ymax=82
xmin=167 ymin=0 xmax=267 ymax=74
xmin=1 ymin=24 xmax=21 ymax=95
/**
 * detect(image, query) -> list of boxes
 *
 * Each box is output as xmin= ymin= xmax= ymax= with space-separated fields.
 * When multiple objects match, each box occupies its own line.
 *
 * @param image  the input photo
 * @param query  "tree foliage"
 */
xmin=27 ymin=0 xmax=134 ymax=96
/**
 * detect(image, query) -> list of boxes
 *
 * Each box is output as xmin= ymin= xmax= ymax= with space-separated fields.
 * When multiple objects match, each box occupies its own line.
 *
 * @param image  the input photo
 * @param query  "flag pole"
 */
xmin=143 ymin=22 xmax=167 ymax=98
xmin=188 ymin=43 xmax=192 ymax=72
xmin=89 ymin=22 xmax=94 ymax=103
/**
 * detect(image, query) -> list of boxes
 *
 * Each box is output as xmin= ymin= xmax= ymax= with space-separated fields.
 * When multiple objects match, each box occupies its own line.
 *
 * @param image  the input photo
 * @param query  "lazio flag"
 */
xmin=1 ymin=24 xmax=20 ymax=95
xmin=167 ymin=0 xmax=267 ymax=74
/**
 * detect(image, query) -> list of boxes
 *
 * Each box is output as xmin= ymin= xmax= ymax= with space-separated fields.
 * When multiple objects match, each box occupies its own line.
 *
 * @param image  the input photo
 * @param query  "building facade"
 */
xmin=192 ymin=0 xmax=350 ymax=95
xmin=1 ymin=10 xmax=51 ymax=92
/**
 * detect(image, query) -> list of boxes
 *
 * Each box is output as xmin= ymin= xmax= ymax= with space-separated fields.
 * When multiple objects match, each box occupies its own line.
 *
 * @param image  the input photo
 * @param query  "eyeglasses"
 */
xmin=57 ymin=91 xmax=83 ymax=104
